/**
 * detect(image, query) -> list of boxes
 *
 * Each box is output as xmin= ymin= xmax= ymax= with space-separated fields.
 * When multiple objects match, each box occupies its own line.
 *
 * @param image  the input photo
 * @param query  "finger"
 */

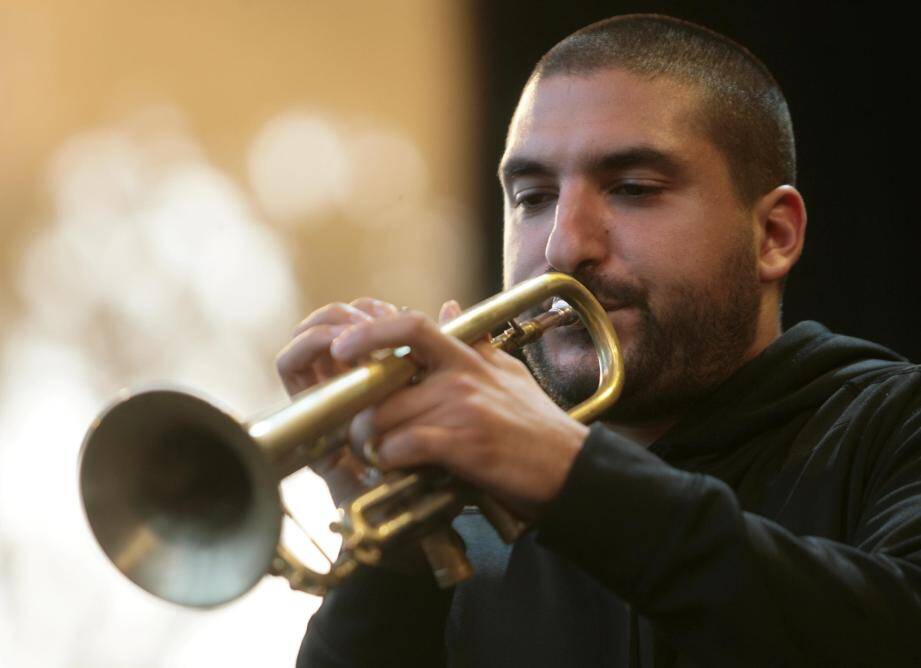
xmin=375 ymin=424 xmax=453 ymax=471
xmin=351 ymin=297 xmax=399 ymax=319
xmin=276 ymin=324 xmax=351 ymax=393
xmin=292 ymin=302 xmax=374 ymax=338
xmin=312 ymin=347 xmax=353 ymax=384
xmin=331 ymin=310 xmax=483 ymax=371
xmin=312 ymin=448 xmax=374 ymax=506
xmin=438 ymin=299 xmax=462 ymax=325
xmin=438 ymin=298 xmax=493 ymax=348
xmin=348 ymin=407 xmax=377 ymax=452
xmin=485 ymin=346 xmax=533 ymax=374
xmin=278 ymin=324 xmax=350 ymax=378
xmin=439 ymin=298 xmax=491 ymax=364
xmin=339 ymin=300 xmax=399 ymax=372
xmin=348 ymin=371 xmax=462 ymax=445
xmin=475 ymin=338 xmax=525 ymax=370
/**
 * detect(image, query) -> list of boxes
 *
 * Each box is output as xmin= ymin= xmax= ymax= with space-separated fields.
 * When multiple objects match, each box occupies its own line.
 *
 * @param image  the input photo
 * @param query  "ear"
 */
xmin=752 ymin=185 xmax=807 ymax=283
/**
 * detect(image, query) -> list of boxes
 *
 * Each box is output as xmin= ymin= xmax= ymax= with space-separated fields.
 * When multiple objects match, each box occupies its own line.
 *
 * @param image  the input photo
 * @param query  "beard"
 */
xmin=522 ymin=232 xmax=761 ymax=425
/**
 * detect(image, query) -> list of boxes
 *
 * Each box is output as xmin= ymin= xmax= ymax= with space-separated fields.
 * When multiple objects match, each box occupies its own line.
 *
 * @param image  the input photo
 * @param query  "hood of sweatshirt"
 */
xmin=650 ymin=321 xmax=908 ymax=461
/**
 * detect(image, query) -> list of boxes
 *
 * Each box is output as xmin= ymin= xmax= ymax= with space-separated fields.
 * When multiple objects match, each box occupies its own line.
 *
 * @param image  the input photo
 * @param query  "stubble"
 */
xmin=523 ymin=230 xmax=761 ymax=425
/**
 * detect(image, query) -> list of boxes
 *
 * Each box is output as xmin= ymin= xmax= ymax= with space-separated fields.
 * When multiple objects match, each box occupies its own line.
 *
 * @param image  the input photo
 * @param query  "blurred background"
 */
xmin=0 ymin=1 xmax=916 ymax=666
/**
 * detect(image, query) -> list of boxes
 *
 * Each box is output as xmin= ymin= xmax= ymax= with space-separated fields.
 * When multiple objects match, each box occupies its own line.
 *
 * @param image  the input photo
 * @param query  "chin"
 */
xmin=551 ymin=312 xmax=637 ymax=372
xmin=525 ymin=328 xmax=626 ymax=409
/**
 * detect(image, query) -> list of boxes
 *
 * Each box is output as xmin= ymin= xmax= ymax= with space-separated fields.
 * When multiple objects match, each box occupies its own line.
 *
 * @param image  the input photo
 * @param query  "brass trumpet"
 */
xmin=79 ymin=272 xmax=624 ymax=608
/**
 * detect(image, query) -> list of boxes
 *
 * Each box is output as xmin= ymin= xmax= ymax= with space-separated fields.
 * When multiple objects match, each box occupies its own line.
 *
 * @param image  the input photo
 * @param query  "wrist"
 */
xmin=528 ymin=419 xmax=591 ymax=518
xmin=555 ymin=419 xmax=591 ymax=488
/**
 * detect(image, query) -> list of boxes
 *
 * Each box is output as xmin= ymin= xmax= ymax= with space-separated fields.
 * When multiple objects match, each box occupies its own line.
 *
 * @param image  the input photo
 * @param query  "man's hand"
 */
xmin=275 ymin=297 xmax=398 ymax=506
xmin=331 ymin=302 xmax=590 ymax=521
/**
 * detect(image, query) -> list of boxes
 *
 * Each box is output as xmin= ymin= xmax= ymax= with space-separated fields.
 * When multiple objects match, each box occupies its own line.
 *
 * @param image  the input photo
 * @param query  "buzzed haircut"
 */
xmin=531 ymin=14 xmax=796 ymax=207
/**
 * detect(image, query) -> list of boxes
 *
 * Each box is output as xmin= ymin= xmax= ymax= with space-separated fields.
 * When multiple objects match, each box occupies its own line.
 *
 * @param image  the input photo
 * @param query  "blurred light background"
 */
xmin=0 ymin=2 xmax=476 ymax=666
xmin=1 ymin=1 xmax=917 ymax=666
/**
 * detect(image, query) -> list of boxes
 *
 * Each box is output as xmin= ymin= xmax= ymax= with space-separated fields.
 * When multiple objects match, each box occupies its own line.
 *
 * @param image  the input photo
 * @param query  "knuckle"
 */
xmin=312 ymin=302 xmax=364 ymax=326
xmin=302 ymin=303 xmax=334 ymax=325
xmin=274 ymin=347 xmax=295 ymax=374
xmin=302 ymin=324 xmax=335 ymax=346
xmin=324 ymin=302 xmax=353 ymax=321
xmin=279 ymin=327 xmax=334 ymax=365
xmin=451 ymin=372 xmax=477 ymax=394
xmin=405 ymin=310 xmax=430 ymax=335
xmin=351 ymin=297 xmax=398 ymax=317
xmin=458 ymin=391 xmax=486 ymax=419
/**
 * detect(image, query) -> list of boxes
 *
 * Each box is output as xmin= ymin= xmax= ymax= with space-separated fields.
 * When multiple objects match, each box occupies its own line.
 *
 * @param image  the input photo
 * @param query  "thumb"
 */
xmin=438 ymin=299 xmax=462 ymax=325
xmin=439 ymin=299 xmax=491 ymax=348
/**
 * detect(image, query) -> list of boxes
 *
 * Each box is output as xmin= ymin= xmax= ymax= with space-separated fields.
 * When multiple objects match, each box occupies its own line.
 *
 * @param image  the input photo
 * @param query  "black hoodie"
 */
xmin=298 ymin=322 xmax=921 ymax=667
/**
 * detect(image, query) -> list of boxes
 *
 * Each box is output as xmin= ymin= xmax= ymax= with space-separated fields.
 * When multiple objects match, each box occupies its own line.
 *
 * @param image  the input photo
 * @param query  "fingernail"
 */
xmin=439 ymin=299 xmax=461 ymax=324
xmin=330 ymin=334 xmax=349 ymax=359
xmin=350 ymin=408 xmax=374 ymax=445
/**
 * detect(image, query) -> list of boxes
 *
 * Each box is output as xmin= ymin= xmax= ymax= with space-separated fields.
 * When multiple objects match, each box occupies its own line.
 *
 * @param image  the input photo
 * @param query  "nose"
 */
xmin=545 ymin=182 xmax=609 ymax=274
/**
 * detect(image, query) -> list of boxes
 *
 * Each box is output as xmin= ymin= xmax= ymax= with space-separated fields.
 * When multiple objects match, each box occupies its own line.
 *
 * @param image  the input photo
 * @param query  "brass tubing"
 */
xmin=79 ymin=271 xmax=624 ymax=605
xmin=248 ymin=272 xmax=623 ymax=472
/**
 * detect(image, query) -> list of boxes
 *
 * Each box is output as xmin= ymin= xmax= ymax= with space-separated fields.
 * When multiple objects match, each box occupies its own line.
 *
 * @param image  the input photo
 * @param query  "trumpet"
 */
xmin=79 ymin=272 xmax=624 ymax=608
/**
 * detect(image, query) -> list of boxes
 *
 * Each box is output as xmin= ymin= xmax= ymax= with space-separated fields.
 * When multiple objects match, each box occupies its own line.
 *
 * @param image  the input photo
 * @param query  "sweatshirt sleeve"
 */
xmin=535 ymin=422 xmax=921 ymax=666
xmin=296 ymin=565 xmax=454 ymax=668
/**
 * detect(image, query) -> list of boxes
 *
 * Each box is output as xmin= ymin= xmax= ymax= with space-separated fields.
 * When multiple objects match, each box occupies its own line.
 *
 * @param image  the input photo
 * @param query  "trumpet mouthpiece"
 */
xmin=551 ymin=298 xmax=572 ymax=313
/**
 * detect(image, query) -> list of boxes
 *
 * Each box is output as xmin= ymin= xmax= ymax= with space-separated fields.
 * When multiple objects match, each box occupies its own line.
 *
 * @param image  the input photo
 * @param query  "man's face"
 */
xmin=501 ymin=69 xmax=763 ymax=423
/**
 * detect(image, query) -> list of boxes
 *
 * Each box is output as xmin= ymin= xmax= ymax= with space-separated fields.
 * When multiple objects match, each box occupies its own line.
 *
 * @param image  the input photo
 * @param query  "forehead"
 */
xmin=504 ymin=69 xmax=708 ymax=171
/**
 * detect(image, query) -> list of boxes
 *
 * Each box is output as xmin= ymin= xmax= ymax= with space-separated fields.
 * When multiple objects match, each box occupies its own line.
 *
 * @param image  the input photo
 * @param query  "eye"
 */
xmin=513 ymin=189 xmax=557 ymax=212
xmin=610 ymin=182 xmax=664 ymax=199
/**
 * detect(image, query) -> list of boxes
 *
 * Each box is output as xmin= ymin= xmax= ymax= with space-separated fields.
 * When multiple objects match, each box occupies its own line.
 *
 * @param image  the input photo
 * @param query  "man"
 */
xmin=278 ymin=15 xmax=921 ymax=667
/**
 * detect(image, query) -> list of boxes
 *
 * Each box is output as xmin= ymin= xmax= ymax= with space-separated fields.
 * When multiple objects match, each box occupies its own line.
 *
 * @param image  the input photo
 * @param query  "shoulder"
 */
xmin=837 ymin=361 xmax=921 ymax=426
xmin=820 ymin=362 xmax=921 ymax=498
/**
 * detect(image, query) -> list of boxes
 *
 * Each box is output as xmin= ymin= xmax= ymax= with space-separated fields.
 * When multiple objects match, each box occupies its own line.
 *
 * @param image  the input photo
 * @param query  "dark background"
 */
xmin=472 ymin=2 xmax=919 ymax=361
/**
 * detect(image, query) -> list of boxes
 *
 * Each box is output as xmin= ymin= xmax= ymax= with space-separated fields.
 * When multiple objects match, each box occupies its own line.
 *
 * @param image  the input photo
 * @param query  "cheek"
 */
xmin=633 ymin=218 xmax=730 ymax=288
xmin=503 ymin=222 xmax=551 ymax=286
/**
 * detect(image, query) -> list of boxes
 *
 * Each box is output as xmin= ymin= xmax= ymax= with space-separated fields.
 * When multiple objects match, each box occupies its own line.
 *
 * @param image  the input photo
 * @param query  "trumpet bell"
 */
xmin=79 ymin=389 xmax=283 ymax=608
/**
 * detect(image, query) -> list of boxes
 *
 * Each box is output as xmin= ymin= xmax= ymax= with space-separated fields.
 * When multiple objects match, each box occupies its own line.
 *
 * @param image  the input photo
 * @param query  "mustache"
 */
xmin=547 ymin=269 xmax=649 ymax=311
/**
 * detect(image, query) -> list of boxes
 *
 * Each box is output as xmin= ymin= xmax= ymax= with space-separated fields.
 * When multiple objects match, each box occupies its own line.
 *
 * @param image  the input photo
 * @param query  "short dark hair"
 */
xmin=531 ymin=14 xmax=795 ymax=207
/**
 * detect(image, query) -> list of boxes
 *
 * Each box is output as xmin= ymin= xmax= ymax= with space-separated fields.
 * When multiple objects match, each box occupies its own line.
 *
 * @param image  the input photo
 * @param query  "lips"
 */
xmin=551 ymin=307 xmax=627 ymax=335
xmin=601 ymin=302 xmax=630 ymax=312
xmin=539 ymin=296 xmax=631 ymax=326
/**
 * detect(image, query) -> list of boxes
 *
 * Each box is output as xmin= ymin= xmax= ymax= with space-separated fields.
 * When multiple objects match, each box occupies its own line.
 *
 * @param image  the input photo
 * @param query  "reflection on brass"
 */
xmin=79 ymin=272 xmax=624 ymax=607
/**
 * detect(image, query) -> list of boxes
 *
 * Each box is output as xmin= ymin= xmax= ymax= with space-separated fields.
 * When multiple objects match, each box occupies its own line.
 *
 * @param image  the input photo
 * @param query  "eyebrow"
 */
xmin=499 ymin=146 xmax=689 ymax=184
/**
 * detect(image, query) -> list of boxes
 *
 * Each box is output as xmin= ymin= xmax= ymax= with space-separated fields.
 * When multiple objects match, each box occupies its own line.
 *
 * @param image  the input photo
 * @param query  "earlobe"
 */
xmin=754 ymin=185 xmax=807 ymax=283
